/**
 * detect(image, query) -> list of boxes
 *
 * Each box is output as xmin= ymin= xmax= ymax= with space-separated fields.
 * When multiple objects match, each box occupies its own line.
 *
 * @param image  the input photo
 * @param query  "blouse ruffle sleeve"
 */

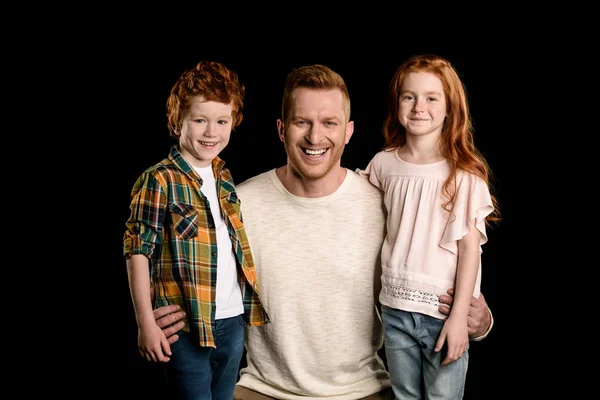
xmin=355 ymin=162 xmax=371 ymax=179
xmin=356 ymin=156 xmax=383 ymax=190
xmin=439 ymin=172 xmax=493 ymax=256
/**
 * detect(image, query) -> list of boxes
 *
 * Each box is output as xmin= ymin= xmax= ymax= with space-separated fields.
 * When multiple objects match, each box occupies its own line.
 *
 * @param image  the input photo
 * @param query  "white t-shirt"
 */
xmin=195 ymin=166 xmax=243 ymax=320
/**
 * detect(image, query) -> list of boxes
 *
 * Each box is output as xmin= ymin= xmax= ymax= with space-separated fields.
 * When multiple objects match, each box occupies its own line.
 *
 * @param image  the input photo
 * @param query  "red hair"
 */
xmin=383 ymin=54 xmax=500 ymax=224
xmin=166 ymin=60 xmax=245 ymax=137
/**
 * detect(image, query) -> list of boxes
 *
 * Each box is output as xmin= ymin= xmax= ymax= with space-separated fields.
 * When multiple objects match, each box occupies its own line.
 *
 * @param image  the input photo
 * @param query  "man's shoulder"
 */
xmin=345 ymin=169 xmax=383 ymax=196
xmin=237 ymin=169 xmax=274 ymax=194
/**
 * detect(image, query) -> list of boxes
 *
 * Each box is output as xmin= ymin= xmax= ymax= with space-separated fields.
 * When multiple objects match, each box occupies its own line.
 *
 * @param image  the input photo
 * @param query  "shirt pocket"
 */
xmin=169 ymin=202 xmax=199 ymax=240
xmin=224 ymin=191 xmax=243 ymax=226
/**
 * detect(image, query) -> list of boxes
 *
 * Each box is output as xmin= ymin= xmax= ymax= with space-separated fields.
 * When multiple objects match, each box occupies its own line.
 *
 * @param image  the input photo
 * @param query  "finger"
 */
xmin=162 ymin=320 xmax=185 ymax=337
xmin=156 ymin=351 xmax=170 ymax=363
xmin=446 ymin=288 xmax=455 ymax=296
xmin=153 ymin=305 xmax=181 ymax=320
xmin=156 ymin=311 xmax=186 ymax=329
xmin=161 ymin=337 xmax=172 ymax=357
xmin=141 ymin=349 xmax=151 ymax=362
xmin=466 ymin=314 xmax=477 ymax=336
xmin=439 ymin=294 xmax=453 ymax=306
xmin=434 ymin=334 xmax=445 ymax=352
xmin=470 ymin=293 xmax=485 ymax=308
xmin=152 ymin=347 xmax=166 ymax=363
xmin=442 ymin=352 xmax=460 ymax=366
xmin=444 ymin=356 xmax=457 ymax=366
xmin=477 ymin=292 xmax=487 ymax=307
xmin=438 ymin=304 xmax=450 ymax=317
xmin=167 ymin=334 xmax=180 ymax=345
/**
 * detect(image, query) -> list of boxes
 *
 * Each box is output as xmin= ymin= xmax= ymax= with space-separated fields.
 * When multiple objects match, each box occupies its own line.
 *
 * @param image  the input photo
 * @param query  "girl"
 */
xmin=360 ymin=54 xmax=500 ymax=399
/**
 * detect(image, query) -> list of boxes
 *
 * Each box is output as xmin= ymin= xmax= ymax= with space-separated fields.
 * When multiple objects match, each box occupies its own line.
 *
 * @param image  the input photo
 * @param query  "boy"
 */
xmin=123 ymin=60 xmax=269 ymax=399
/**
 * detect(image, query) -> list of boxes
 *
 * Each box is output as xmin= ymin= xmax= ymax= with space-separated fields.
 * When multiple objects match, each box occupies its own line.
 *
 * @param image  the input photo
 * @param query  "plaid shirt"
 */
xmin=123 ymin=145 xmax=269 ymax=347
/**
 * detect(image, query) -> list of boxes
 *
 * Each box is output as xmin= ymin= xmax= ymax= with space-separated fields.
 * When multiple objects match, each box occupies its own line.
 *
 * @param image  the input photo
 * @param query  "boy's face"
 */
xmin=178 ymin=96 xmax=233 ymax=168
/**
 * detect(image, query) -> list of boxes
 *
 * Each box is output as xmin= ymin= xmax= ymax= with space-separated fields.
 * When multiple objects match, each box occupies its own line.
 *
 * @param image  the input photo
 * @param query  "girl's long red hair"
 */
xmin=383 ymin=54 xmax=500 ymax=225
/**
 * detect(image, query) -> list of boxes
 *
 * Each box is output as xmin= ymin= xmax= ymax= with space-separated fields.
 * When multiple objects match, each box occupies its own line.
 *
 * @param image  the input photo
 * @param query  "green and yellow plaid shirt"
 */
xmin=123 ymin=145 xmax=269 ymax=348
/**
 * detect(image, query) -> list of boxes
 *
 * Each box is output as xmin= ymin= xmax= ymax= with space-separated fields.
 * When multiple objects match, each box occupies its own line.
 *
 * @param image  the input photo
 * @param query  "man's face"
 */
xmin=279 ymin=88 xmax=354 ymax=181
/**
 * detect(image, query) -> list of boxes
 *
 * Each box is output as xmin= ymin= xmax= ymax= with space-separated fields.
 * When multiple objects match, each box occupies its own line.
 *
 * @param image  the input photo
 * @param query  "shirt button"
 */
xmin=212 ymin=281 xmax=216 ymax=286
xmin=212 ymin=250 xmax=217 ymax=256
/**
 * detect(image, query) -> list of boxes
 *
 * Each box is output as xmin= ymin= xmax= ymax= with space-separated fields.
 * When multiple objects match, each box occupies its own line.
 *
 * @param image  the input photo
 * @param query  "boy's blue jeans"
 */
xmin=163 ymin=314 xmax=245 ymax=400
xmin=381 ymin=305 xmax=469 ymax=399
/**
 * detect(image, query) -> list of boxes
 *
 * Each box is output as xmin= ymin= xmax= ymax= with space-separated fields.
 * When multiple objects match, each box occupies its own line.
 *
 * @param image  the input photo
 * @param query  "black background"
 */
xmin=114 ymin=45 xmax=510 ymax=399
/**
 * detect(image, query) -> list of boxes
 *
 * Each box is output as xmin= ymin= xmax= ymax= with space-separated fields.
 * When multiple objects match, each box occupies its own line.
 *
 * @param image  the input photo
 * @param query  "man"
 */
xmin=153 ymin=64 xmax=493 ymax=399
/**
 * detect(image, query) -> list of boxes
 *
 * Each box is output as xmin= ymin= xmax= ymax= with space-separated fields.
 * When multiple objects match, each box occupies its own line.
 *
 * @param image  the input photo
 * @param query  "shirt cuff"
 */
xmin=470 ymin=307 xmax=494 ymax=341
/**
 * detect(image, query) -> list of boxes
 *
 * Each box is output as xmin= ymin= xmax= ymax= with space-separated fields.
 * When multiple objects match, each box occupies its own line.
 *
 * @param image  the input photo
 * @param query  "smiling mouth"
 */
xmin=303 ymin=148 xmax=328 ymax=157
xmin=200 ymin=141 xmax=218 ymax=147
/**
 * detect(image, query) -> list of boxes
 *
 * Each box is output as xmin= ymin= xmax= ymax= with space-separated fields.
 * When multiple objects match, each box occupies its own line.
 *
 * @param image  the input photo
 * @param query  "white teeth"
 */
xmin=304 ymin=148 xmax=327 ymax=155
xmin=200 ymin=142 xmax=217 ymax=146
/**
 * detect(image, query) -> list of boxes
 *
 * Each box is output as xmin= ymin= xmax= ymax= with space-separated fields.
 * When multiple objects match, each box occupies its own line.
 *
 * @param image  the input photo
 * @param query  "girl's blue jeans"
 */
xmin=381 ymin=305 xmax=469 ymax=400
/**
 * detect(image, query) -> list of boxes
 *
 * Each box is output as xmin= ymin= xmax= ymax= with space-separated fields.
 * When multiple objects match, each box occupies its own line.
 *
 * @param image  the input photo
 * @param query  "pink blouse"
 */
xmin=359 ymin=148 xmax=494 ymax=319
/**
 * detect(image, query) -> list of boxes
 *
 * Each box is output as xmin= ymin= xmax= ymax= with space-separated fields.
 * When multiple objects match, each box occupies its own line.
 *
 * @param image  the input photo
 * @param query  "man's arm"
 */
xmin=155 ymin=288 xmax=494 ymax=343
xmin=438 ymin=288 xmax=493 ymax=340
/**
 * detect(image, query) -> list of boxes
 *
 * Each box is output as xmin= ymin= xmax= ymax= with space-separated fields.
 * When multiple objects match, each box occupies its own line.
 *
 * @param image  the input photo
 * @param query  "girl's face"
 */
xmin=398 ymin=71 xmax=447 ymax=138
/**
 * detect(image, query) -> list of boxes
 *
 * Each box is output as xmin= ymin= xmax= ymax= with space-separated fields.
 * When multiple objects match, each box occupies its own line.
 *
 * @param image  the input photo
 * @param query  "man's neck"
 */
xmin=276 ymin=165 xmax=347 ymax=198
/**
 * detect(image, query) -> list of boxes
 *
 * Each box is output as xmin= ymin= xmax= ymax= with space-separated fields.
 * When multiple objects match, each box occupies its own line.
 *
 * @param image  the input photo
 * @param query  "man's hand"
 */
xmin=153 ymin=305 xmax=186 ymax=345
xmin=438 ymin=288 xmax=491 ymax=339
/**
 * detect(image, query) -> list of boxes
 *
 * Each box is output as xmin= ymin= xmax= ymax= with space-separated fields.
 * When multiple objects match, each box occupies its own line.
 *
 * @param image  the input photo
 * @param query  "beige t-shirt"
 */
xmin=236 ymin=169 xmax=390 ymax=399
